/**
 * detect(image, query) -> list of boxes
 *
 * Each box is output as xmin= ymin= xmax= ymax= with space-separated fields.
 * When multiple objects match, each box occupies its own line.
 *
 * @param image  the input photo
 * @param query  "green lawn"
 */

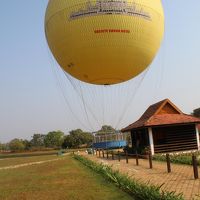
xmin=0 ymin=155 xmax=133 ymax=200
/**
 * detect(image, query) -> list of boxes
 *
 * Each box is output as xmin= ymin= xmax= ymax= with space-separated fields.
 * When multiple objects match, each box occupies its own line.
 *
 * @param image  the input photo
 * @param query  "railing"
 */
xmin=94 ymin=149 xmax=199 ymax=180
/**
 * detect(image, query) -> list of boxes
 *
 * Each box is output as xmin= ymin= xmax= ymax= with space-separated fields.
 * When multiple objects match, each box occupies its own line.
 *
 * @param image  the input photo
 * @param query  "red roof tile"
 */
xmin=122 ymin=99 xmax=200 ymax=132
xmin=147 ymin=114 xmax=200 ymax=126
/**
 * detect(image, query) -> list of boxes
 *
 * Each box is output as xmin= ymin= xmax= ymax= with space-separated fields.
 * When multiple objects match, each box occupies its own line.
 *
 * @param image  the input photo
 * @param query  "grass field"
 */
xmin=0 ymin=154 xmax=133 ymax=200
xmin=0 ymin=154 xmax=59 ymax=168
xmin=0 ymin=150 xmax=58 ymax=159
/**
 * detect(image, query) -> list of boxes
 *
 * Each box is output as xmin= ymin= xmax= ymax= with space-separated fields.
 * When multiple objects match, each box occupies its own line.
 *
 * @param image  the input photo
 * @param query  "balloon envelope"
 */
xmin=45 ymin=0 xmax=164 ymax=85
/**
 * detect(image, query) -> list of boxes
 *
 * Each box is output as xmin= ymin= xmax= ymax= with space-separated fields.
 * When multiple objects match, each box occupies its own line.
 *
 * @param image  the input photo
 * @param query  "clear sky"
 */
xmin=0 ymin=1 xmax=200 ymax=142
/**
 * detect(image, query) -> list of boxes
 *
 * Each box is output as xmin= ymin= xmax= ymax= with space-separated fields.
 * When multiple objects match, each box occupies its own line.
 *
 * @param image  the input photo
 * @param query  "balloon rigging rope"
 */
xmin=153 ymin=27 xmax=166 ymax=100
xmin=65 ymin=75 xmax=95 ymax=131
xmin=78 ymin=81 xmax=105 ymax=130
xmin=78 ymin=82 xmax=94 ymax=130
xmin=63 ymin=73 xmax=94 ymax=130
xmin=120 ymin=74 xmax=140 ymax=127
xmin=114 ymin=67 xmax=150 ymax=130
xmin=102 ymin=86 xmax=105 ymax=126
xmin=47 ymin=46 xmax=150 ymax=132
xmin=63 ymin=72 xmax=101 ymax=129
xmin=46 ymin=49 xmax=90 ymax=131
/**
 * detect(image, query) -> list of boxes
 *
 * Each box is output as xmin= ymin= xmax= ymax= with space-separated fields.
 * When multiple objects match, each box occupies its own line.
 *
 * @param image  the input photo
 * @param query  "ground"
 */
xmin=0 ymin=154 xmax=133 ymax=200
xmin=84 ymin=152 xmax=200 ymax=200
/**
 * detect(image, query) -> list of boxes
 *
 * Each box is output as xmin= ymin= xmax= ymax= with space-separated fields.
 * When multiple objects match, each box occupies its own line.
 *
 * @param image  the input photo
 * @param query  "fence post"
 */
xmin=102 ymin=150 xmax=104 ymax=158
xmin=126 ymin=150 xmax=128 ymax=164
xmin=106 ymin=150 xmax=108 ymax=159
xmin=118 ymin=151 xmax=120 ymax=162
xmin=99 ymin=149 xmax=101 ymax=157
xmin=96 ymin=149 xmax=98 ymax=156
xmin=148 ymin=150 xmax=153 ymax=169
xmin=136 ymin=153 xmax=139 ymax=165
xmin=166 ymin=153 xmax=171 ymax=173
xmin=192 ymin=154 xmax=199 ymax=179
xmin=112 ymin=151 xmax=114 ymax=160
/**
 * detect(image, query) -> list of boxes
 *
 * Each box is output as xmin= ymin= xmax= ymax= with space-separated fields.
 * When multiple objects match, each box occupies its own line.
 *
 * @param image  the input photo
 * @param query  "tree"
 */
xmin=31 ymin=134 xmax=45 ymax=147
xmin=0 ymin=142 xmax=9 ymax=151
xmin=0 ymin=142 xmax=3 ymax=151
xmin=192 ymin=108 xmax=200 ymax=118
xmin=22 ymin=139 xmax=32 ymax=150
xmin=9 ymin=139 xmax=25 ymax=152
xmin=96 ymin=125 xmax=116 ymax=135
xmin=44 ymin=131 xmax=64 ymax=148
xmin=62 ymin=129 xmax=93 ymax=148
xmin=62 ymin=135 xmax=74 ymax=149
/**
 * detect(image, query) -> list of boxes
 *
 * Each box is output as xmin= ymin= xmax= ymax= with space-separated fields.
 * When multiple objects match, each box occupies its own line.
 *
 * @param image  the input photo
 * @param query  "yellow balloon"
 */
xmin=45 ymin=0 xmax=164 ymax=85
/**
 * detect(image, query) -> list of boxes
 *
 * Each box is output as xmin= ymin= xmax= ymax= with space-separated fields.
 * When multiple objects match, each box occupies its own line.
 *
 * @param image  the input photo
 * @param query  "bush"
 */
xmin=9 ymin=139 xmax=25 ymax=152
xmin=153 ymin=152 xmax=200 ymax=166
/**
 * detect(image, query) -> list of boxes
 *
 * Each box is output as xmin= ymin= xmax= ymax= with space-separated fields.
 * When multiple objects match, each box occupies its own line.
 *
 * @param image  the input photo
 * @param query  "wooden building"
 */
xmin=122 ymin=99 xmax=200 ymax=155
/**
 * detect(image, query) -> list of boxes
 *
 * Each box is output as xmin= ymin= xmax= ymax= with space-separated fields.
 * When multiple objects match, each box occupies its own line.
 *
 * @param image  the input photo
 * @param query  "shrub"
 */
xmin=153 ymin=151 xmax=200 ymax=166
xmin=74 ymin=155 xmax=183 ymax=200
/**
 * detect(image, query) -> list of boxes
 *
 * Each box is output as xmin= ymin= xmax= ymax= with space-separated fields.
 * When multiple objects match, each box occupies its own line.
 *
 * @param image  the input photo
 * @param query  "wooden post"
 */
xmin=112 ymin=151 xmax=114 ymax=160
xmin=166 ymin=154 xmax=171 ymax=173
xmin=106 ymin=150 xmax=108 ymax=159
xmin=192 ymin=154 xmax=199 ymax=179
xmin=148 ymin=128 xmax=155 ymax=155
xmin=126 ymin=150 xmax=128 ymax=164
xmin=99 ymin=149 xmax=101 ymax=157
xmin=136 ymin=153 xmax=139 ymax=166
xmin=96 ymin=149 xmax=98 ymax=156
xmin=148 ymin=150 xmax=153 ymax=169
xmin=195 ymin=125 xmax=200 ymax=150
xmin=102 ymin=150 xmax=104 ymax=158
xmin=118 ymin=151 xmax=120 ymax=162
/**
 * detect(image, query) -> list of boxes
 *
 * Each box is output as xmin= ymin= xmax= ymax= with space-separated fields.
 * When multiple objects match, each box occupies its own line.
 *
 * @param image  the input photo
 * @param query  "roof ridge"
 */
xmin=154 ymin=99 xmax=182 ymax=115
xmin=147 ymin=99 xmax=168 ymax=123
xmin=122 ymin=99 xmax=200 ymax=132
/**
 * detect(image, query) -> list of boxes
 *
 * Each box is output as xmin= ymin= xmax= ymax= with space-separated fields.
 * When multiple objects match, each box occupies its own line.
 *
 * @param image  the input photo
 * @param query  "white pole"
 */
xmin=148 ymin=127 xmax=155 ymax=155
xmin=195 ymin=124 xmax=200 ymax=150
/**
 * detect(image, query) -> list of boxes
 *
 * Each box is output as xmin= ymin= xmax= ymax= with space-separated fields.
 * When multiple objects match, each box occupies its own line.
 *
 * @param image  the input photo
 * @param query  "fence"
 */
xmin=94 ymin=149 xmax=199 ymax=180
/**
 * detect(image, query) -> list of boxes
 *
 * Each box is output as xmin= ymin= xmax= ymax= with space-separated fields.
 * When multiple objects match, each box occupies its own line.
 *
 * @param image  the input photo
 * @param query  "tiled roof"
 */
xmin=122 ymin=99 xmax=200 ymax=132
xmin=138 ymin=99 xmax=167 ymax=121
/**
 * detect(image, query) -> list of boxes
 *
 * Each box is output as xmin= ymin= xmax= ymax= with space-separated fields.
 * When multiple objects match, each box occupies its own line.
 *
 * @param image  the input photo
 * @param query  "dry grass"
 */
xmin=0 ymin=155 xmax=133 ymax=200
xmin=0 ymin=150 xmax=58 ymax=159
xmin=0 ymin=154 xmax=59 ymax=168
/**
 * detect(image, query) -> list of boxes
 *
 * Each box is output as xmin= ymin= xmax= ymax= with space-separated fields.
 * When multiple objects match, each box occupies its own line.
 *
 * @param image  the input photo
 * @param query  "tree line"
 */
xmin=0 ymin=125 xmax=116 ymax=152
xmin=1 ymin=107 xmax=199 ymax=153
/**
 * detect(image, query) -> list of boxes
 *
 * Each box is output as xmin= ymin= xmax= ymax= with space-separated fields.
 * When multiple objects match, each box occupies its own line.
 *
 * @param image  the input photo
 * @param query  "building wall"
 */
xmin=153 ymin=124 xmax=197 ymax=153
xmin=131 ymin=129 xmax=149 ymax=153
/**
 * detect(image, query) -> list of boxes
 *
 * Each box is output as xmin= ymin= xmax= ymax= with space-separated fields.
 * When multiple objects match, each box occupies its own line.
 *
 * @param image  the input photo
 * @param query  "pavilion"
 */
xmin=122 ymin=99 xmax=200 ymax=155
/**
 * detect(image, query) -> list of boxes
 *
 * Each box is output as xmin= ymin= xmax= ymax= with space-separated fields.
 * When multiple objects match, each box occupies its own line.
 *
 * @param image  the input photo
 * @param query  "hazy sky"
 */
xmin=0 ymin=1 xmax=200 ymax=142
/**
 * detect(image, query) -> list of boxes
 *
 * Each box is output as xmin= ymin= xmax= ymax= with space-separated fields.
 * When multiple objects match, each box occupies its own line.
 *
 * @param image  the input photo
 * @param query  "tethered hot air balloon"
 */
xmin=45 ymin=0 xmax=164 ymax=85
